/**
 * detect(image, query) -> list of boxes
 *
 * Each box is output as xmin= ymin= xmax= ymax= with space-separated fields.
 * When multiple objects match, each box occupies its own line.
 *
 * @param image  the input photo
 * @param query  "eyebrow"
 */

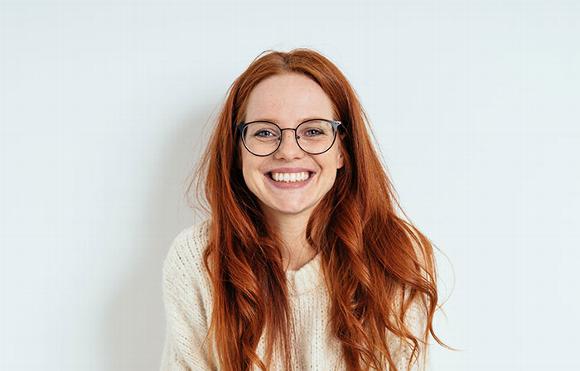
xmin=248 ymin=116 xmax=331 ymax=124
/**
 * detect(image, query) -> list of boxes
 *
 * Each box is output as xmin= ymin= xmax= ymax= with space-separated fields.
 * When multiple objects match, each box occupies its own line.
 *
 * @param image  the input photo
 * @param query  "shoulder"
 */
xmin=160 ymin=219 xmax=216 ymax=367
xmin=162 ymin=219 xmax=212 ymax=290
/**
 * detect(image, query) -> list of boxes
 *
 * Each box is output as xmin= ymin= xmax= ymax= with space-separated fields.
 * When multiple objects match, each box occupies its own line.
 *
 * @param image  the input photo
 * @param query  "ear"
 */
xmin=336 ymin=131 xmax=346 ymax=170
xmin=337 ymin=150 xmax=344 ymax=170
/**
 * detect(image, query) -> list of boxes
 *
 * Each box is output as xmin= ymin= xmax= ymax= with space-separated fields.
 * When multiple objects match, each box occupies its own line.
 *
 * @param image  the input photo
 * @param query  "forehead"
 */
xmin=244 ymin=73 xmax=335 ymax=124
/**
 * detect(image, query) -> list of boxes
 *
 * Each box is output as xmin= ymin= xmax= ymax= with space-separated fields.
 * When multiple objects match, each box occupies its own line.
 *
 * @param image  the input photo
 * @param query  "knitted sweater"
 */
xmin=160 ymin=220 xmax=426 ymax=371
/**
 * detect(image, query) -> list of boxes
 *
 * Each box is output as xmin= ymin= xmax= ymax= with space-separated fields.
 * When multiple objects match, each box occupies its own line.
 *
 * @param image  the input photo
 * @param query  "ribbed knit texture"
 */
xmin=160 ymin=220 xmax=426 ymax=371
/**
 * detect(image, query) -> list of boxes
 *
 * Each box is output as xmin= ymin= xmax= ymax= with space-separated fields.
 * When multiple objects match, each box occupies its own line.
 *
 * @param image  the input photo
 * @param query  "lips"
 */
xmin=265 ymin=171 xmax=316 ymax=178
xmin=264 ymin=170 xmax=315 ymax=189
xmin=264 ymin=167 xmax=316 ymax=174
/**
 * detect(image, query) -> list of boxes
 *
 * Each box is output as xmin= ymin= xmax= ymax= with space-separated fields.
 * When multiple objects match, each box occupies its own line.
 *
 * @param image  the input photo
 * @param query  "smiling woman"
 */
xmin=160 ymin=48 xmax=453 ymax=371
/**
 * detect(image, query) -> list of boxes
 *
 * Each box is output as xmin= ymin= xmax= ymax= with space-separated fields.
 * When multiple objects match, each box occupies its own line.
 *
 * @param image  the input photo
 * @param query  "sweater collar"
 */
xmin=285 ymin=252 xmax=324 ymax=296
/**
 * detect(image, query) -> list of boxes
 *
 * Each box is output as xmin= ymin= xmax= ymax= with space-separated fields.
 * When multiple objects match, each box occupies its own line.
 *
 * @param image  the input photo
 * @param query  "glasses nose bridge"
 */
xmin=278 ymin=127 xmax=300 ymax=144
xmin=274 ymin=126 xmax=303 ymax=154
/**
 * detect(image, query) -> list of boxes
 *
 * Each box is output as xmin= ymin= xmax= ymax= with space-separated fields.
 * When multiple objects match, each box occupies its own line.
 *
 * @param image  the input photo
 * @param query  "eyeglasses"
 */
xmin=235 ymin=119 xmax=342 ymax=157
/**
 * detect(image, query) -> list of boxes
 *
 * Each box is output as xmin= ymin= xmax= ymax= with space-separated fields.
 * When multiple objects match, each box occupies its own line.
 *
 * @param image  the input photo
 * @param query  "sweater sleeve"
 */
xmin=394 ymin=298 xmax=429 ymax=371
xmin=159 ymin=225 xmax=216 ymax=371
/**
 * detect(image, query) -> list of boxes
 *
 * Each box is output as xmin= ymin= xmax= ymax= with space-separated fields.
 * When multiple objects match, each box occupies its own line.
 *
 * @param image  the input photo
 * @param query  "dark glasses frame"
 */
xmin=234 ymin=118 xmax=342 ymax=157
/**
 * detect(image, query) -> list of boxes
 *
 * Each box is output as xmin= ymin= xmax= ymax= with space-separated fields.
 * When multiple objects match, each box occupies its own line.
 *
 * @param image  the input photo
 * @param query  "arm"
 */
xmin=396 ymin=298 xmax=428 ymax=371
xmin=159 ymin=228 xmax=216 ymax=371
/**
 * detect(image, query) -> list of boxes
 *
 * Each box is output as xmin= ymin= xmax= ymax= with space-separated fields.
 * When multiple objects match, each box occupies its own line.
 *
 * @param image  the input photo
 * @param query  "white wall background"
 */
xmin=1 ymin=0 xmax=579 ymax=370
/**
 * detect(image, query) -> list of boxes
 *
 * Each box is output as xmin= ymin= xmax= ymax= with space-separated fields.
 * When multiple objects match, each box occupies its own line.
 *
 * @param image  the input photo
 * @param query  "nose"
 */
xmin=273 ymin=129 xmax=304 ymax=159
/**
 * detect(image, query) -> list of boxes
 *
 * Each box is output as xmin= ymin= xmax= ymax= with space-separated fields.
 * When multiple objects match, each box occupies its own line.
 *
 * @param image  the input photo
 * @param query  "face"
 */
xmin=239 ymin=73 xmax=344 ymax=222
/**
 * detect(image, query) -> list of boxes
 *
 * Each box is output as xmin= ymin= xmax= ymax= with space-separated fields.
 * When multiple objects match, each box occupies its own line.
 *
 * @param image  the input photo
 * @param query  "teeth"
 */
xmin=270 ymin=171 xmax=311 ymax=183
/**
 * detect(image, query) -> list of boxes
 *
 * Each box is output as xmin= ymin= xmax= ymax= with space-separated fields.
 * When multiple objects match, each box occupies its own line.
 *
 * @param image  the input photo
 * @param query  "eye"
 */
xmin=255 ymin=130 xmax=276 ymax=137
xmin=305 ymin=129 xmax=323 ymax=136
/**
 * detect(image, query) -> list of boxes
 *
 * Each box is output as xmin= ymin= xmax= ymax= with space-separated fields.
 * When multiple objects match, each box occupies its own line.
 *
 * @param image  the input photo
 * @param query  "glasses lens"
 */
xmin=243 ymin=122 xmax=281 ymax=155
xmin=297 ymin=120 xmax=336 ymax=154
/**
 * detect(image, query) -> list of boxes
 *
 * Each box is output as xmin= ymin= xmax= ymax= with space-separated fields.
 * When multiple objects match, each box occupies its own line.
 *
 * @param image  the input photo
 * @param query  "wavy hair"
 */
xmin=186 ymin=48 xmax=453 ymax=371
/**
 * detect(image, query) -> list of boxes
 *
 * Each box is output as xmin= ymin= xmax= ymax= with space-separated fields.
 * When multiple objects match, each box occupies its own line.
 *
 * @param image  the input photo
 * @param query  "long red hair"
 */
xmin=186 ymin=48 xmax=452 ymax=371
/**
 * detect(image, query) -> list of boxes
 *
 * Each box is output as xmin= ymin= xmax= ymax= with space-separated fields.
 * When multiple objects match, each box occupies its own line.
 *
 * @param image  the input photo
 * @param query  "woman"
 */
xmin=160 ymin=48 xmax=450 ymax=371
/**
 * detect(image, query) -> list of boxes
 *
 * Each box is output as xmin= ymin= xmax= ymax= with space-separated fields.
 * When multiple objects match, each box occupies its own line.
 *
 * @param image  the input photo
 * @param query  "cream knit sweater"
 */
xmin=160 ymin=220 xmax=427 ymax=371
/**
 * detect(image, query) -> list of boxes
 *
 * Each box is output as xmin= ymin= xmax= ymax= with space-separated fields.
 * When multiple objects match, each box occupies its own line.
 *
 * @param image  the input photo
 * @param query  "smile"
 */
xmin=264 ymin=171 xmax=316 ymax=189
xmin=269 ymin=171 xmax=311 ymax=182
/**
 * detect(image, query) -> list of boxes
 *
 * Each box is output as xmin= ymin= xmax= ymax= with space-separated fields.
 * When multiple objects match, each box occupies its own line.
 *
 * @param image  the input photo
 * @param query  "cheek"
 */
xmin=240 ymin=151 xmax=263 ymax=186
xmin=317 ymin=156 xmax=341 ymax=183
xmin=326 ymin=147 xmax=344 ymax=170
xmin=239 ymin=143 xmax=251 ymax=172
xmin=241 ymin=156 xmax=251 ymax=182
xmin=239 ymin=147 xmax=250 ymax=183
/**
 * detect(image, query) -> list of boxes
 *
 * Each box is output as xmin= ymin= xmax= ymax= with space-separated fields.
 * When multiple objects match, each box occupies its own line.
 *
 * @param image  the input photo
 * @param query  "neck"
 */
xmin=265 ymin=210 xmax=317 ymax=271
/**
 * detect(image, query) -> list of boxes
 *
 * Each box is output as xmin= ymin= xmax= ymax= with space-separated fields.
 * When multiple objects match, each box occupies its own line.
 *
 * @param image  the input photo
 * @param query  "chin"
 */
xmin=272 ymin=202 xmax=316 ymax=216
xmin=269 ymin=206 xmax=302 ymax=215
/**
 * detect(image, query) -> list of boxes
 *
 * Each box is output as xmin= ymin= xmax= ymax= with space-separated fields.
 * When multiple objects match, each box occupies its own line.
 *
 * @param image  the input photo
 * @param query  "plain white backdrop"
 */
xmin=1 ymin=0 xmax=579 ymax=370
